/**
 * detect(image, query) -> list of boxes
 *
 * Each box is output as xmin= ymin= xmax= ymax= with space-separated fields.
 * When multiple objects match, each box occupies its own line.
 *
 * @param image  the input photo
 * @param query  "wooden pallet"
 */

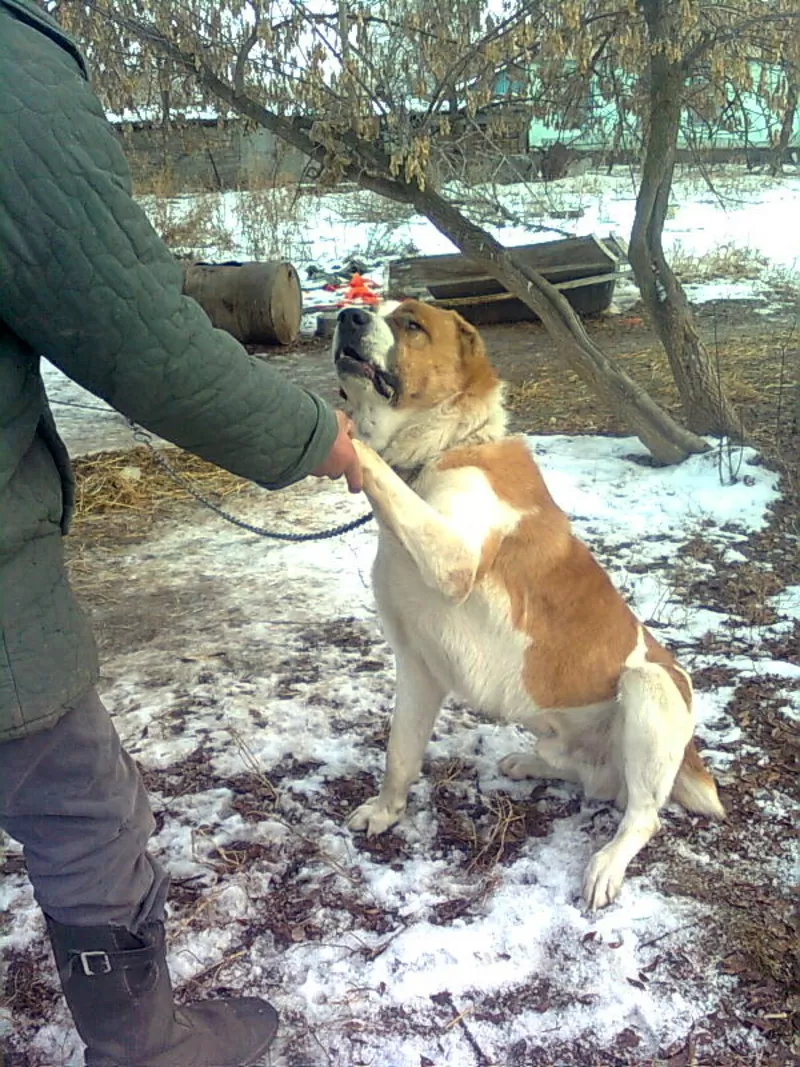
xmin=388 ymin=234 xmax=628 ymax=325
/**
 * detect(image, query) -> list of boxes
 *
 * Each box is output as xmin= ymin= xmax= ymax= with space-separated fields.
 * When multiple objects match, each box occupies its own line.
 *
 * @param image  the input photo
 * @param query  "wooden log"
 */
xmin=181 ymin=260 xmax=302 ymax=345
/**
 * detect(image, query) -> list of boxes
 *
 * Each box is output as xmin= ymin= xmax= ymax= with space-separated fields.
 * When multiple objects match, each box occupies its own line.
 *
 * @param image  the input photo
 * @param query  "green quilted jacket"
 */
xmin=0 ymin=0 xmax=337 ymax=741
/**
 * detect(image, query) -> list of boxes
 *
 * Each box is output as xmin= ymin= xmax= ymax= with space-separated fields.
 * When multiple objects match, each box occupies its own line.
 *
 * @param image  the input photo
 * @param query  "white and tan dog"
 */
xmin=333 ymin=299 xmax=724 ymax=909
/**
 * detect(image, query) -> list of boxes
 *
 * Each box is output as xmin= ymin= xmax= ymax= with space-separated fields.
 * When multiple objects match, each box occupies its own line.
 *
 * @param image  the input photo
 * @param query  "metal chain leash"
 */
xmin=125 ymin=419 xmax=373 ymax=542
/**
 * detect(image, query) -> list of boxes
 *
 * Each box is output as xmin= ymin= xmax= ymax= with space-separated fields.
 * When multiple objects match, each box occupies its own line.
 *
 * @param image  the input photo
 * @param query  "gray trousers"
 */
xmin=0 ymin=688 xmax=169 ymax=930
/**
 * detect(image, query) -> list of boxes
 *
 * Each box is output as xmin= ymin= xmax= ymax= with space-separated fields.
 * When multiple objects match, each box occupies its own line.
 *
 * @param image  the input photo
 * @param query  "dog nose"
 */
xmin=337 ymin=306 xmax=371 ymax=329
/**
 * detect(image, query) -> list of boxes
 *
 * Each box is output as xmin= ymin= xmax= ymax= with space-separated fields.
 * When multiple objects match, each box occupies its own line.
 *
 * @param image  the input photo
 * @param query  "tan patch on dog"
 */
xmin=388 ymin=301 xmax=497 ymax=409
xmin=440 ymin=438 xmax=555 ymax=512
xmin=441 ymin=438 xmax=643 ymax=708
xmin=680 ymin=738 xmax=717 ymax=784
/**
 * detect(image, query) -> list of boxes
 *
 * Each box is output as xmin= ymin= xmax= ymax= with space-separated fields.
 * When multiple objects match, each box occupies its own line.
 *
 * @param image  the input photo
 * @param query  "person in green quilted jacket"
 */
xmin=0 ymin=1 xmax=363 ymax=1063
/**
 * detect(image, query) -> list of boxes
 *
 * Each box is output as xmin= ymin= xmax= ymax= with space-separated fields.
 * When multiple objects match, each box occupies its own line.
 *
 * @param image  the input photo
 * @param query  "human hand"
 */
xmin=312 ymin=410 xmax=363 ymax=493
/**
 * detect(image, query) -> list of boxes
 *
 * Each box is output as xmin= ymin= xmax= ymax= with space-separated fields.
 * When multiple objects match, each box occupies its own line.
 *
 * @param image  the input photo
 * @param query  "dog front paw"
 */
xmin=582 ymin=846 xmax=625 ymax=911
xmin=350 ymin=440 xmax=383 ymax=498
xmin=346 ymin=797 xmax=404 ymax=836
xmin=351 ymin=438 xmax=380 ymax=471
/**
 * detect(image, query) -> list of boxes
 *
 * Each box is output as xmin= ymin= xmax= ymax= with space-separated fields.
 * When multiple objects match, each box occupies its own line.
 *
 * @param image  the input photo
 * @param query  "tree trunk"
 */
xmin=629 ymin=0 xmax=742 ymax=439
xmin=771 ymin=67 xmax=798 ymax=176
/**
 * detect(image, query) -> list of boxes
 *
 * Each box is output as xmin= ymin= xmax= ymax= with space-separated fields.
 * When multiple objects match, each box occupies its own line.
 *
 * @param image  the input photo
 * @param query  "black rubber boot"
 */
xmin=45 ymin=917 xmax=278 ymax=1067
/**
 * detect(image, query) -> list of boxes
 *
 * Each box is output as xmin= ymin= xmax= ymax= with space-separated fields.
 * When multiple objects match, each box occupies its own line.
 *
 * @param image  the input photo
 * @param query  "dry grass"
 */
xmin=149 ymin=197 xmax=235 ymax=259
xmin=335 ymin=188 xmax=416 ymax=228
xmin=158 ymin=201 xmax=236 ymax=258
xmin=71 ymin=447 xmax=250 ymax=523
xmin=135 ymin=168 xmax=236 ymax=259
xmin=233 ymin=176 xmax=308 ymax=262
xmin=505 ymin=350 xmax=681 ymax=435
xmin=138 ymin=165 xmax=317 ymax=263
xmin=505 ymin=326 xmax=798 ymax=449
xmin=669 ymin=240 xmax=770 ymax=284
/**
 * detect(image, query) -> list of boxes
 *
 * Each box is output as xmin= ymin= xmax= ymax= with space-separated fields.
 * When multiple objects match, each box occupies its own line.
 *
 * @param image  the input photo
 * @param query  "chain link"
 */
xmin=126 ymin=420 xmax=373 ymax=542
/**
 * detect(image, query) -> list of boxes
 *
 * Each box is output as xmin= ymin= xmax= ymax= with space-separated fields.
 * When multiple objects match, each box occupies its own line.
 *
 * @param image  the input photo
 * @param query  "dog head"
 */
xmin=333 ymin=299 xmax=501 ymax=456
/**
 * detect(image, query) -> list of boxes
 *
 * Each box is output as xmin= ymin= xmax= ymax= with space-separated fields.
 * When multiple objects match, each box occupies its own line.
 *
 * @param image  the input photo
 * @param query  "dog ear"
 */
xmin=456 ymin=313 xmax=484 ymax=361
xmin=455 ymin=313 xmax=495 ymax=394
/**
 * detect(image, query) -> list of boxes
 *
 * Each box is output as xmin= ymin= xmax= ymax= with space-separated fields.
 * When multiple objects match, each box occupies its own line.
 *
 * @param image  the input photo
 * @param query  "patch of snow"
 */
xmin=1 ymin=431 xmax=791 ymax=1064
xmin=777 ymin=688 xmax=800 ymax=722
xmin=769 ymin=584 xmax=800 ymax=621
xmin=683 ymin=280 xmax=770 ymax=304
xmin=529 ymin=436 xmax=779 ymax=542
xmin=138 ymin=166 xmax=800 ymax=313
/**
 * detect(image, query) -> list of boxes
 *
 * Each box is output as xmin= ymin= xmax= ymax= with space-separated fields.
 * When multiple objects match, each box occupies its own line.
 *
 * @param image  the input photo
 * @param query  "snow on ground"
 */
xmin=137 ymin=164 xmax=800 ymax=317
xmin=1 ymin=425 xmax=794 ymax=1065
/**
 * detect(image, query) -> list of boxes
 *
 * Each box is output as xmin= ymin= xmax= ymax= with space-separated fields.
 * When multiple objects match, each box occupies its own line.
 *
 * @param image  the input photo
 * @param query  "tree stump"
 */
xmin=181 ymin=260 xmax=302 ymax=345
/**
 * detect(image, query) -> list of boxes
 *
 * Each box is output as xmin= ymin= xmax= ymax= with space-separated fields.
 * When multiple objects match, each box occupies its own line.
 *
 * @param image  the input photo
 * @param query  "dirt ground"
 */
xmin=3 ymin=297 xmax=799 ymax=1066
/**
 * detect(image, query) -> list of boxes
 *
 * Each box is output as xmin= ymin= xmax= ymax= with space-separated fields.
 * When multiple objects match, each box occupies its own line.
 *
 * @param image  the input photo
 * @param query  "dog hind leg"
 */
xmin=499 ymin=739 xmax=583 ymax=784
xmin=582 ymin=664 xmax=693 ymax=910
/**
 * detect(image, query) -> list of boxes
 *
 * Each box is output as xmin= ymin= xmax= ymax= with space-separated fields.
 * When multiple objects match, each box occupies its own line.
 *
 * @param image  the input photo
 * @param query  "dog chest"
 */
xmin=372 ymin=538 xmax=534 ymax=721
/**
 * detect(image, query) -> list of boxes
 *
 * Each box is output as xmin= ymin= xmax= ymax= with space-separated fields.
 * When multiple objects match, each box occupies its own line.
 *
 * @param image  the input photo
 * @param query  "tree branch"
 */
xmin=233 ymin=2 xmax=259 ymax=96
xmin=684 ymin=11 xmax=800 ymax=71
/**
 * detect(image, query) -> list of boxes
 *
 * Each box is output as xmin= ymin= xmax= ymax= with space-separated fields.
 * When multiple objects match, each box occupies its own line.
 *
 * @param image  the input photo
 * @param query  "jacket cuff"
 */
xmin=257 ymin=393 xmax=338 ymax=491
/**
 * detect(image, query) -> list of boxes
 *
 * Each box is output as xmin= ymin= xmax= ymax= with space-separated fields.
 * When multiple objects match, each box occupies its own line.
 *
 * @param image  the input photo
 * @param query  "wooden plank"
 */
xmin=436 ymin=277 xmax=616 ymax=325
xmin=389 ymin=235 xmax=621 ymax=292
xmin=427 ymin=270 xmax=630 ymax=309
xmin=421 ymin=264 xmax=612 ymax=300
xmin=554 ymin=268 xmax=631 ymax=292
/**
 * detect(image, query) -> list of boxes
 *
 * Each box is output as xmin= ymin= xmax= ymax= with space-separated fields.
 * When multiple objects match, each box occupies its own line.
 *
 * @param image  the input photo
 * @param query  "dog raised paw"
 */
xmin=351 ymin=438 xmax=381 ymax=472
xmin=582 ymin=846 xmax=625 ymax=911
xmin=346 ymin=797 xmax=404 ymax=836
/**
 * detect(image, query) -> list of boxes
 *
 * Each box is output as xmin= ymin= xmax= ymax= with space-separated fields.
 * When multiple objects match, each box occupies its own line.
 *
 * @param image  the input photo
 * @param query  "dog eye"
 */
xmin=406 ymin=320 xmax=421 ymax=332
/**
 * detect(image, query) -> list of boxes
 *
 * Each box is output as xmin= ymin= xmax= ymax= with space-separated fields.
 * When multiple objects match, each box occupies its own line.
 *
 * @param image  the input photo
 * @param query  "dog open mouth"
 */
xmin=336 ymin=346 xmax=376 ymax=381
xmin=335 ymin=346 xmax=399 ymax=403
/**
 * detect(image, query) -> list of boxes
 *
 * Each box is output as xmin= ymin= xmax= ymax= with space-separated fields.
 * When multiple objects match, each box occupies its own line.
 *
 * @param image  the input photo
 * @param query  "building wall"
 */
xmin=114 ymin=96 xmax=799 ymax=198
xmin=526 ymin=63 xmax=800 ymax=156
xmin=114 ymin=119 xmax=311 ymax=192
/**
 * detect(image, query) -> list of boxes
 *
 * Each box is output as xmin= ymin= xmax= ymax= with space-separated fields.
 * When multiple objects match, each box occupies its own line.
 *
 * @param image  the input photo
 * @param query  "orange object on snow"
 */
xmin=337 ymin=272 xmax=381 ymax=306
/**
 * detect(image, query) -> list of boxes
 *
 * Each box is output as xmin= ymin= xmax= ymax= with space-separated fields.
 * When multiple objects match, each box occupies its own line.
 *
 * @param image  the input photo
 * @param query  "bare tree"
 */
xmin=628 ymin=0 xmax=743 ymax=436
xmin=53 ymin=0 xmax=797 ymax=458
xmin=771 ymin=59 xmax=799 ymax=174
xmin=534 ymin=0 xmax=800 ymax=437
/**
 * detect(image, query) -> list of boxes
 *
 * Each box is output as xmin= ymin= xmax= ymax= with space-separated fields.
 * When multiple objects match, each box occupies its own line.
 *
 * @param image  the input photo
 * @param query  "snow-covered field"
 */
xmin=2 ymin=433 xmax=797 ymax=1064
xmin=135 ymin=164 xmax=800 ymax=318
xmin=2 ymin=168 xmax=799 ymax=1064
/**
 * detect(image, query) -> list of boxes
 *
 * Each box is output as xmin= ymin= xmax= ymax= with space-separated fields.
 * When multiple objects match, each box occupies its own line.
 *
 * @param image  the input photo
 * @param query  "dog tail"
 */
xmin=670 ymin=739 xmax=725 ymax=819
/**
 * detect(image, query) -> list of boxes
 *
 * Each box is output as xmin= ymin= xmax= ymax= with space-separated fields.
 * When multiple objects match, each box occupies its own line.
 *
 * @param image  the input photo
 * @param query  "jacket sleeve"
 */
xmin=0 ymin=9 xmax=337 ymax=490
